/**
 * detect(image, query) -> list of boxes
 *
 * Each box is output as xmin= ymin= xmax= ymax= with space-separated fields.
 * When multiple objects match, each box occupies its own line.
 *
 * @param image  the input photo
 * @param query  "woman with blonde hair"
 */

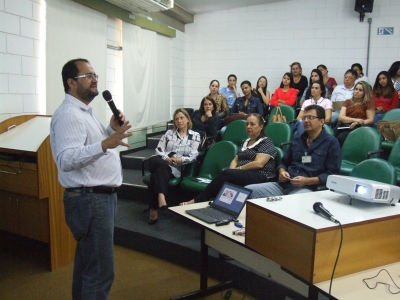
xmin=335 ymin=81 xmax=375 ymax=146
xmin=147 ymin=108 xmax=200 ymax=224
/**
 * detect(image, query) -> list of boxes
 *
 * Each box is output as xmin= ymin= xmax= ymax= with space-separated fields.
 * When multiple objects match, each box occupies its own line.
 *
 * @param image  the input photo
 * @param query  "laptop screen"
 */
xmin=212 ymin=182 xmax=252 ymax=216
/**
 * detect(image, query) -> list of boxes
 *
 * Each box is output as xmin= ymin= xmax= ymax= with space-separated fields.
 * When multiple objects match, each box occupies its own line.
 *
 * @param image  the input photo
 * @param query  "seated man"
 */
xmin=330 ymin=69 xmax=357 ymax=125
xmin=246 ymin=105 xmax=341 ymax=198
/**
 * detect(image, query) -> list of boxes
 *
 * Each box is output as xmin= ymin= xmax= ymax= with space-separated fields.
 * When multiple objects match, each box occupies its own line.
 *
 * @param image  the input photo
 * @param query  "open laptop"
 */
xmin=185 ymin=182 xmax=252 ymax=224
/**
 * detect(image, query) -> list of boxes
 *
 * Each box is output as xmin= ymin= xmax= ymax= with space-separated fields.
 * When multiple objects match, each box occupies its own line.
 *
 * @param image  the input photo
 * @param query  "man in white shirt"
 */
xmin=330 ymin=69 xmax=358 ymax=125
xmin=50 ymin=58 xmax=132 ymax=300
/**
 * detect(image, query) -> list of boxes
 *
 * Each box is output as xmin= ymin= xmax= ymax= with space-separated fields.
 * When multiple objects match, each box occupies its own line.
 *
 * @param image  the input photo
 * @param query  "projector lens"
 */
xmin=355 ymin=184 xmax=367 ymax=195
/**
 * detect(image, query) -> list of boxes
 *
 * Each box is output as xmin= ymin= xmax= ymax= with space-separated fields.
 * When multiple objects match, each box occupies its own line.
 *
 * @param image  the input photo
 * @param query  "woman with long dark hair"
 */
xmin=299 ymin=69 xmax=328 ymax=106
xmin=252 ymin=76 xmax=271 ymax=116
xmin=270 ymin=72 xmax=297 ymax=107
xmin=205 ymin=79 xmax=228 ymax=118
xmin=180 ymin=113 xmax=276 ymax=205
xmin=317 ymin=64 xmax=337 ymax=98
xmin=388 ymin=61 xmax=400 ymax=98
xmin=372 ymin=71 xmax=399 ymax=125
xmin=191 ymin=96 xmax=220 ymax=138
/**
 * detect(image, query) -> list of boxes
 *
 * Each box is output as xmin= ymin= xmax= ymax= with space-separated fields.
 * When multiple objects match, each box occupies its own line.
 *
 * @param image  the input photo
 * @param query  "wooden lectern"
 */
xmin=0 ymin=115 xmax=75 ymax=270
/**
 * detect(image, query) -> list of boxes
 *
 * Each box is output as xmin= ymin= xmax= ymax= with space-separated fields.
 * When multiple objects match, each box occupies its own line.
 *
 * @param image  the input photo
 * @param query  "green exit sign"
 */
xmin=377 ymin=27 xmax=394 ymax=35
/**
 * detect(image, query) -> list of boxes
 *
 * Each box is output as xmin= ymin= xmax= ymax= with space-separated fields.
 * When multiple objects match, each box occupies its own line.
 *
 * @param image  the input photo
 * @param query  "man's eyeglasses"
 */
xmin=301 ymin=115 xmax=319 ymax=121
xmin=74 ymin=73 xmax=99 ymax=80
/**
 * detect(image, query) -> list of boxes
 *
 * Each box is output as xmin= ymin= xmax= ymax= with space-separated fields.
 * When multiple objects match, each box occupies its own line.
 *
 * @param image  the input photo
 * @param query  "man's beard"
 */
xmin=76 ymin=84 xmax=99 ymax=103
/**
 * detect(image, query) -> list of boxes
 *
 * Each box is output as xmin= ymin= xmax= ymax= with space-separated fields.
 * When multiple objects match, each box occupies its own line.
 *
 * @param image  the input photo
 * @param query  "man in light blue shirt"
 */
xmin=330 ymin=69 xmax=357 ymax=125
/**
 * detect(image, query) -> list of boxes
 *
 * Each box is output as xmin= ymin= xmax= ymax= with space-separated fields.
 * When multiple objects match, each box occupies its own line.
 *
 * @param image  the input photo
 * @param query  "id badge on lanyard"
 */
xmin=302 ymin=152 xmax=312 ymax=164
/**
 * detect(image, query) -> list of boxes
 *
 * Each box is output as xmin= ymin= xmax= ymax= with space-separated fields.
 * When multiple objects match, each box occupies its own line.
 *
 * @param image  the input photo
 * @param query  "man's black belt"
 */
xmin=65 ymin=186 xmax=119 ymax=194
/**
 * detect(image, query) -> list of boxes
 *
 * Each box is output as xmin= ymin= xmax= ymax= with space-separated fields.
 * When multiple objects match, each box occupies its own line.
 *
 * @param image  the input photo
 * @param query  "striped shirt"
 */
xmin=50 ymin=94 xmax=122 ymax=188
xmin=155 ymin=129 xmax=200 ymax=177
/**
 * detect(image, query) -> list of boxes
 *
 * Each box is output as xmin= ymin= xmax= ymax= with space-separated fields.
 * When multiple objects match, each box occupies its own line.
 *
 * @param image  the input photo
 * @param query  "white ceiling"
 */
xmin=174 ymin=0 xmax=280 ymax=14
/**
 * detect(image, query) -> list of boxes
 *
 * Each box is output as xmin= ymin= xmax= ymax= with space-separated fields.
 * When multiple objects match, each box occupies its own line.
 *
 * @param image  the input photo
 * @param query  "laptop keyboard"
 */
xmin=197 ymin=207 xmax=232 ymax=220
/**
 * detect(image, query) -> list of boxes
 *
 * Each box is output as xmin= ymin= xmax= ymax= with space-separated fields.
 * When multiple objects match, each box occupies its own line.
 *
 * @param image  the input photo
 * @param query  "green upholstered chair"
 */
xmin=267 ymin=105 xmax=296 ymax=126
xmin=380 ymin=109 xmax=400 ymax=152
xmin=266 ymin=146 xmax=284 ymax=182
xmin=265 ymin=122 xmax=292 ymax=152
xmin=180 ymin=141 xmax=238 ymax=194
xmin=340 ymin=127 xmax=382 ymax=176
xmin=221 ymin=119 xmax=247 ymax=147
xmin=323 ymin=124 xmax=334 ymax=136
xmin=350 ymin=158 xmax=396 ymax=185
xmin=388 ymin=138 xmax=400 ymax=186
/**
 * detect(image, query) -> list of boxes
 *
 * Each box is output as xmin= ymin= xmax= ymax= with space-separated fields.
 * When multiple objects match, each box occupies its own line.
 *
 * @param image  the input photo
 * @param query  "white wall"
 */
xmin=0 ymin=0 xmax=45 ymax=123
xmin=182 ymin=0 xmax=400 ymax=109
xmin=1 ymin=0 xmax=399 ymax=123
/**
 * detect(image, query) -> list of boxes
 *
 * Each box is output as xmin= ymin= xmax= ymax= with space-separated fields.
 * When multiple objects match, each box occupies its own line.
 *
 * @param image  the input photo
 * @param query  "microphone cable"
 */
xmin=328 ymin=220 xmax=343 ymax=296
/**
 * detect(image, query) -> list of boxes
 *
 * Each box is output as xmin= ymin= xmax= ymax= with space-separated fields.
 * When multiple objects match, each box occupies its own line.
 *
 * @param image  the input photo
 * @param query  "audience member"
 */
xmin=180 ymin=113 xmax=276 ymax=205
xmin=205 ymin=79 xmax=228 ymax=118
xmin=50 ymin=58 xmax=133 ymax=300
xmin=246 ymin=105 xmax=341 ymax=197
xmin=388 ymin=61 xmax=400 ymax=99
xmin=300 ymin=69 xmax=328 ymax=106
xmin=252 ymin=76 xmax=271 ymax=116
xmin=352 ymin=63 xmax=369 ymax=84
xmin=191 ymin=96 xmax=220 ymax=136
xmin=335 ymin=81 xmax=375 ymax=147
xmin=270 ymin=72 xmax=297 ymax=107
xmin=230 ymin=80 xmax=263 ymax=115
xmin=293 ymin=81 xmax=332 ymax=138
xmin=317 ymin=64 xmax=337 ymax=98
xmin=330 ymin=69 xmax=357 ymax=125
xmin=290 ymin=62 xmax=308 ymax=99
xmin=146 ymin=109 xmax=200 ymax=224
xmin=372 ymin=71 xmax=399 ymax=125
xmin=220 ymin=74 xmax=240 ymax=108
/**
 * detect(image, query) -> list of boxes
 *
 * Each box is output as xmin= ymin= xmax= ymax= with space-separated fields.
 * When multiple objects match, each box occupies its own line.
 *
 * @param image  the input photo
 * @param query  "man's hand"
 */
xmin=101 ymin=121 xmax=132 ymax=151
xmin=110 ymin=109 xmax=126 ymax=130
xmin=278 ymin=170 xmax=291 ymax=183
xmin=290 ymin=176 xmax=309 ymax=188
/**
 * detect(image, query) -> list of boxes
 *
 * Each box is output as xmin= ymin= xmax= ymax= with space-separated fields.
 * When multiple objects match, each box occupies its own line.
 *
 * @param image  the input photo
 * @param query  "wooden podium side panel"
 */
xmin=313 ymin=217 xmax=400 ymax=283
xmin=38 ymin=137 xmax=75 ymax=270
xmin=245 ymin=202 xmax=315 ymax=282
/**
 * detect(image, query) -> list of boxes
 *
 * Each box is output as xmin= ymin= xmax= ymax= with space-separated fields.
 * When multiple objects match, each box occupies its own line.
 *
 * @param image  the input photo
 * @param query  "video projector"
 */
xmin=326 ymin=175 xmax=400 ymax=204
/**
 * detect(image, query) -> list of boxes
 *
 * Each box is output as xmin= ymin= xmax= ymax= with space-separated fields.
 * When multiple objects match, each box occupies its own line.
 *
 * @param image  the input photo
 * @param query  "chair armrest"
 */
xmin=142 ymin=157 xmax=151 ymax=177
xmin=367 ymin=149 xmax=383 ymax=159
xmin=316 ymin=185 xmax=328 ymax=191
xmin=280 ymin=141 xmax=291 ymax=149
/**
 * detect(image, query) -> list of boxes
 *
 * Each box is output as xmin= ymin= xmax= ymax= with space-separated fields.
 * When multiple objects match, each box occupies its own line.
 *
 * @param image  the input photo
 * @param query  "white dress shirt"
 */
xmin=50 ymin=94 xmax=122 ymax=188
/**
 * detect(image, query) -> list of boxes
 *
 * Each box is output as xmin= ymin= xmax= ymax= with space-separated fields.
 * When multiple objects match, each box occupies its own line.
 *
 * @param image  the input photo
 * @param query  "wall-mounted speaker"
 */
xmin=354 ymin=0 xmax=374 ymax=13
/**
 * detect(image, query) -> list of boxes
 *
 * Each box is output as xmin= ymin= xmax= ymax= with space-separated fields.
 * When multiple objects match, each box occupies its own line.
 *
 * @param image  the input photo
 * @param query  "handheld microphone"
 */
xmin=313 ymin=202 xmax=338 ymax=223
xmin=102 ymin=90 xmax=123 ymax=126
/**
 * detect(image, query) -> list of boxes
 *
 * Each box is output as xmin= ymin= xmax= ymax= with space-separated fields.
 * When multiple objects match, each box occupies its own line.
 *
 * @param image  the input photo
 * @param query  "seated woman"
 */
xmin=206 ymin=79 xmax=229 ymax=118
xmin=270 ymin=72 xmax=297 ymax=107
xmin=317 ymin=64 xmax=337 ymax=99
xmin=352 ymin=63 xmax=369 ymax=84
xmin=230 ymin=80 xmax=264 ymax=116
xmin=147 ymin=108 xmax=200 ymax=224
xmin=252 ymin=76 xmax=271 ymax=117
xmin=299 ymin=69 xmax=328 ymax=106
xmin=191 ymin=96 xmax=220 ymax=140
xmin=219 ymin=74 xmax=240 ymax=109
xmin=180 ymin=113 xmax=276 ymax=205
xmin=290 ymin=62 xmax=308 ymax=100
xmin=388 ymin=61 xmax=400 ymax=99
xmin=335 ymin=81 xmax=375 ymax=147
xmin=293 ymin=81 xmax=332 ymax=138
xmin=372 ymin=71 xmax=399 ymax=126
